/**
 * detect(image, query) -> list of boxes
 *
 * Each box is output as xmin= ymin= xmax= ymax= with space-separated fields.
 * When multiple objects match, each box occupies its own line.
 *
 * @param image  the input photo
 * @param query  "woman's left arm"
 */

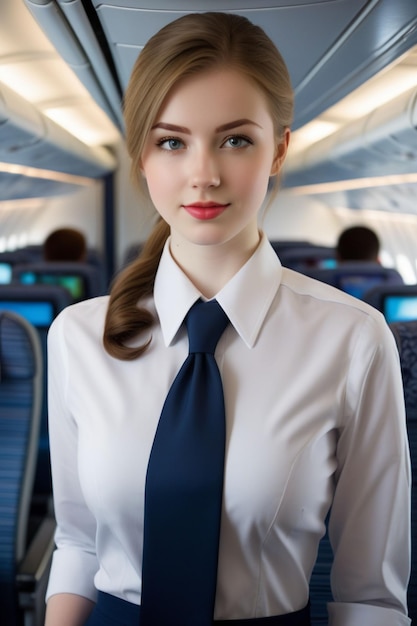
xmin=328 ymin=313 xmax=411 ymax=626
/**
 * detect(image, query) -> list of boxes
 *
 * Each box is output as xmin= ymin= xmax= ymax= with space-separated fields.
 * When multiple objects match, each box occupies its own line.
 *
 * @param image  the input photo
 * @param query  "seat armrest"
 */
xmin=16 ymin=516 xmax=56 ymax=626
xmin=17 ymin=516 xmax=56 ymax=588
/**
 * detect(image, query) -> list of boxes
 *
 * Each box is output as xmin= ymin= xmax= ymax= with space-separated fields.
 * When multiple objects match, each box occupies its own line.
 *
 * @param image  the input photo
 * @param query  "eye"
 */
xmin=157 ymin=137 xmax=185 ymax=151
xmin=223 ymin=135 xmax=253 ymax=149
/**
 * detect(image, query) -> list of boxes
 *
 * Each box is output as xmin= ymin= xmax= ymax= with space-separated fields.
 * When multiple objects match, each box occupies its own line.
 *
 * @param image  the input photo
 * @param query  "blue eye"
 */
xmin=224 ymin=135 xmax=252 ymax=148
xmin=158 ymin=137 xmax=184 ymax=151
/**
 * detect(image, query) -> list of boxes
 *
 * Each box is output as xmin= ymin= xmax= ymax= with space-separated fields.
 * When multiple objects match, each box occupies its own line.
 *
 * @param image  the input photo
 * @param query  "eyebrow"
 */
xmin=151 ymin=119 xmax=262 ymax=134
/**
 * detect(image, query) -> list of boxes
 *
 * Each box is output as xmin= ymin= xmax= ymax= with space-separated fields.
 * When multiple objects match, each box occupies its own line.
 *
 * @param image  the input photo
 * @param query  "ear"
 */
xmin=270 ymin=128 xmax=291 ymax=176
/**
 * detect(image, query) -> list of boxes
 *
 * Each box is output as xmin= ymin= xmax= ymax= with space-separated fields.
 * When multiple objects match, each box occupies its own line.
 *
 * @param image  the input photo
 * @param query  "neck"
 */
xmin=169 ymin=231 xmax=262 ymax=299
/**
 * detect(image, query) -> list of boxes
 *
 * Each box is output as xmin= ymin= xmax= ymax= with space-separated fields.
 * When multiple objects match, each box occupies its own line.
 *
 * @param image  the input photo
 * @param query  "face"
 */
xmin=140 ymin=67 xmax=289 ymax=255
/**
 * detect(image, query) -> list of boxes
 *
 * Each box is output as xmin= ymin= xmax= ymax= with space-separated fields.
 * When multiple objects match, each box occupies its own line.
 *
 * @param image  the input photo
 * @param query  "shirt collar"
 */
xmin=154 ymin=234 xmax=282 ymax=348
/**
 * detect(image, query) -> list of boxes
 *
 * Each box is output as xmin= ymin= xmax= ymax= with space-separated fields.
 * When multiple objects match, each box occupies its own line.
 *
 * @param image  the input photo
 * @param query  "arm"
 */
xmin=328 ymin=313 xmax=411 ymax=626
xmin=45 ymin=312 xmax=99 ymax=611
xmin=45 ymin=593 xmax=95 ymax=626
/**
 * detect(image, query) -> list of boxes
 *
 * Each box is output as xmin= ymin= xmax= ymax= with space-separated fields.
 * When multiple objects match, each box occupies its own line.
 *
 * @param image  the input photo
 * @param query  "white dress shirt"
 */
xmin=46 ymin=234 xmax=411 ymax=625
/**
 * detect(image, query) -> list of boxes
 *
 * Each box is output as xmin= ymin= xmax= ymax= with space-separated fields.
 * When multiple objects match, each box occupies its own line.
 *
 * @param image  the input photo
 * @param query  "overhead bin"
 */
xmin=24 ymin=0 xmax=124 ymax=132
xmin=283 ymin=86 xmax=417 ymax=186
xmin=24 ymin=0 xmax=417 ymax=133
xmin=0 ymin=81 xmax=116 ymax=178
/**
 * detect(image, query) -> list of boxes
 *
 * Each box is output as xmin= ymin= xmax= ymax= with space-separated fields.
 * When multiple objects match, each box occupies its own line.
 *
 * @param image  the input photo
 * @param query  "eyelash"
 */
xmin=155 ymin=134 xmax=254 ymax=151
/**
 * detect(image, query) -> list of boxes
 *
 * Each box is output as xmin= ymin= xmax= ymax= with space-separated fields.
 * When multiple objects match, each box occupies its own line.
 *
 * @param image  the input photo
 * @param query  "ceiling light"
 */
xmin=289 ymin=45 xmax=417 ymax=158
xmin=287 ymin=172 xmax=417 ymax=195
xmin=43 ymin=103 xmax=121 ymax=146
xmin=289 ymin=120 xmax=340 ymax=154
xmin=330 ymin=66 xmax=417 ymax=120
xmin=0 ymin=161 xmax=94 ymax=185
xmin=0 ymin=59 xmax=120 ymax=146
xmin=0 ymin=56 xmax=79 ymax=103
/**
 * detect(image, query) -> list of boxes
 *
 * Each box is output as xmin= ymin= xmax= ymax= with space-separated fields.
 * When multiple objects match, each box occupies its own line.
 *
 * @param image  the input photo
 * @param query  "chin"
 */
xmin=179 ymin=224 xmax=231 ymax=247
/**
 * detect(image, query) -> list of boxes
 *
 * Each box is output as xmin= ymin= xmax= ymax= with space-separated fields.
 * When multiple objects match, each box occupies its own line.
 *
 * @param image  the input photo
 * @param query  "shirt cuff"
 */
xmin=328 ymin=602 xmax=411 ymax=626
xmin=46 ymin=547 xmax=99 ymax=603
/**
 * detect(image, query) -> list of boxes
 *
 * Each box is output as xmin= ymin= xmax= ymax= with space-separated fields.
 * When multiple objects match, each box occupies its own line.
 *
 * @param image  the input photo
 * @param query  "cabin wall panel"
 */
xmin=0 ymin=181 xmax=104 ymax=252
xmin=262 ymin=192 xmax=343 ymax=245
xmin=31 ymin=183 xmax=104 ymax=249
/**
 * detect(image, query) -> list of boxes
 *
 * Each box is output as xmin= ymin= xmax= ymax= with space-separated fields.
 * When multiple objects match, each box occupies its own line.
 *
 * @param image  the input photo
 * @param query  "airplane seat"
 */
xmin=19 ymin=244 xmax=44 ymax=260
xmin=0 ymin=310 xmax=55 ymax=626
xmin=86 ymin=247 xmax=104 ymax=267
xmin=0 ymin=284 xmax=73 ymax=512
xmin=19 ymin=243 xmax=103 ymax=266
xmin=0 ymin=251 xmax=33 ymax=285
xmin=389 ymin=320 xmax=417 ymax=623
xmin=363 ymin=283 xmax=417 ymax=323
xmin=12 ymin=260 xmax=107 ymax=302
xmin=303 ymin=262 xmax=404 ymax=300
xmin=278 ymin=245 xmax=337 ymax=271
xmin=86 ymin=247 xmax=107 ymax=279
xmin=269 ymin=239 xmax=314 ymax=256
xmin=17 ymin=244 xmax=108 ymax=289
xmin=122 ymin=241 xmax=143 ymax=268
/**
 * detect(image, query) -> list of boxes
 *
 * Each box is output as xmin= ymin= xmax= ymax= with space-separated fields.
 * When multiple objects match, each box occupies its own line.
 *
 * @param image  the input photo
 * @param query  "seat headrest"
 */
xmin=0 ymin=312 xmax=37 ymax=380
xmin=390 ymin=320 xmax=417 ymax=422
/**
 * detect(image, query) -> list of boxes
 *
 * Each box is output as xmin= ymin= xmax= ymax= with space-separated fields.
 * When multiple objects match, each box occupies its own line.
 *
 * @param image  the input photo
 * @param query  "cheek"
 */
xmin=235 ymin=159 xmax=271 ymax=203
xmin=142 ymin=161 xmax=177 ymax=208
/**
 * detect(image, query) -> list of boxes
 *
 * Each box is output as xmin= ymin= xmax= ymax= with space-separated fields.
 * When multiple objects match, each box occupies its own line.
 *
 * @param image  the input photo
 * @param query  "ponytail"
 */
xmin=103 ymin=219 xmax=170 ymax=360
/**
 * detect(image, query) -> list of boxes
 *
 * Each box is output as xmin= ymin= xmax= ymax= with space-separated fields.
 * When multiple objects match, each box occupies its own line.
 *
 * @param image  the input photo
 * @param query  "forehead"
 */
xmin=155 ymin=67 xmax=272 ymax=126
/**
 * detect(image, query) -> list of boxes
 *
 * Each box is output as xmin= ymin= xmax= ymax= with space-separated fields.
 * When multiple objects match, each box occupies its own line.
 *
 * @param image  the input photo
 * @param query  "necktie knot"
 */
xmin=186 ymin=299 xmax=229 ymax=355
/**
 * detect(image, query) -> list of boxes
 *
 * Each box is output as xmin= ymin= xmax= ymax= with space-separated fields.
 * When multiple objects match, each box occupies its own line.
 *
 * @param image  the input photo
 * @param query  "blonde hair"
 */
xmin=104 ymin=12 xmax=294 ymax=360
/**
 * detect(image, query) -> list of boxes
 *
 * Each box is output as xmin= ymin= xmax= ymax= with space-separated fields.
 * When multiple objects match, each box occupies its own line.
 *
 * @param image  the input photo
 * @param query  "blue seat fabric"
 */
xmin=0 ymin=312 xmax=42 ymax=624
xmin=390 ymin=320 xmax=417 ymax=623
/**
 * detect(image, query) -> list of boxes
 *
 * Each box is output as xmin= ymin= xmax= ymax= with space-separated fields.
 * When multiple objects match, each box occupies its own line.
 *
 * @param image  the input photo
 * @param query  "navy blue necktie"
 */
xmin=141 ymin=299 xmax=229 ymax=626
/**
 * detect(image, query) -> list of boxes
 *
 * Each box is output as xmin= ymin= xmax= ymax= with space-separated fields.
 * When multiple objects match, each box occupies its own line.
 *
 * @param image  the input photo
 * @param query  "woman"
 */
xmin=45 ymin=12 xmax=411 ymax=626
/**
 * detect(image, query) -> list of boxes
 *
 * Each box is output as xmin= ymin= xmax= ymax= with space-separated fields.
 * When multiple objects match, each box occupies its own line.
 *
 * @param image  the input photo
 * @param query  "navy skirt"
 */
xmin=84 ymin=592 xmax=311 ymax=625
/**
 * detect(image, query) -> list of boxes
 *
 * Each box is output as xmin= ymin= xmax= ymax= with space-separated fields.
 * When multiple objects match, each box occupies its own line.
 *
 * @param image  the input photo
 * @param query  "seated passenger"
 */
xmin=43 ymin=228 xmax=87 ymax=262
xmin=336 ymin=225 xmax=380 ymax=263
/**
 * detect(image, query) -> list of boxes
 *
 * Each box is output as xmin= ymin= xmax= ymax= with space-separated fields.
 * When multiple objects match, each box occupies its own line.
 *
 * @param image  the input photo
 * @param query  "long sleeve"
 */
xmin=328 ymin=314 xmax=411 ymax=626
xmin=46 ymin=310 xmax=99 ymax=602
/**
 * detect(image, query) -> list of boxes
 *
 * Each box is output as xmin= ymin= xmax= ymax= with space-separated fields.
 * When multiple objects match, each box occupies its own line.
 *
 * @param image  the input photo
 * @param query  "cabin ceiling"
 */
xmin=22 ymin=0 xmax=417 ymax=132
xmin=1 ymin=0 xmax=417 ymax=201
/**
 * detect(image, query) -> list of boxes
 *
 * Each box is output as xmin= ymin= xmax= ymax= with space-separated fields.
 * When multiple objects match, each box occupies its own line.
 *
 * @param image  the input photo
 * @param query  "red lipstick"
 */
xmin=183 ymin=202 xmax=229 ymax=220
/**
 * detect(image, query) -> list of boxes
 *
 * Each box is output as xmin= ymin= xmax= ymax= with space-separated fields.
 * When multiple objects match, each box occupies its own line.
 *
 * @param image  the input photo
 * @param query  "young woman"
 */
xmin=45 ymin=12 xmax=411 ymax=626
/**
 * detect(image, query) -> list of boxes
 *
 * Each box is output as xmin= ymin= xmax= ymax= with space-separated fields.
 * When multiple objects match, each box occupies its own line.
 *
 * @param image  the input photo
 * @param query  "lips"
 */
xmin=183 ymin=202 xmax=229 ymax=220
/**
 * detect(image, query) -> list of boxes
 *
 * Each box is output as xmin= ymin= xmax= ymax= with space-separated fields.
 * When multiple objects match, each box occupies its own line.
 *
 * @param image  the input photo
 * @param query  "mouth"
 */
xmin=183 ymin=202 xmax=229 ymax=220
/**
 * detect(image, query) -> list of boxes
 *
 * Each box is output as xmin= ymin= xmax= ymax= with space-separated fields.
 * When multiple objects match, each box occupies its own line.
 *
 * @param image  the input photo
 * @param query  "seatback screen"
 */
xmin=19 ymin=271 xmax=84 ymax=300
xmin=0 ymin=301 xmax=55 ymax=327
xmin=383 ymin=295 xmax=417 ymax=323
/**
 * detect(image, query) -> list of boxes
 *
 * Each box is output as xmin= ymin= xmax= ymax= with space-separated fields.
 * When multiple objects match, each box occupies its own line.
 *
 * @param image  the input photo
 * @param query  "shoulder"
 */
xmin=280 ymin=266 xmax=382 ymax=314
xmin=278 ymin=267 xmax=392 ymax=342
xmin=48 ymin=295 xmax=110 ymax=344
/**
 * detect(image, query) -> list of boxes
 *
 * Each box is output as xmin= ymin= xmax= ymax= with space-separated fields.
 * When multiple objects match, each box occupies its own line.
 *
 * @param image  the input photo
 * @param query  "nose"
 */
xmin=189 ymin=148 xmax=221 ymax=189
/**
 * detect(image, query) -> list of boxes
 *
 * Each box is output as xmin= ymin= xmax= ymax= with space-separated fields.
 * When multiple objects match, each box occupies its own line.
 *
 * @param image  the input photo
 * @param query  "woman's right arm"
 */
xmin=45 ymin=593 xmax=95 ymax=626
xmin=45 ymin=312 xmax=99 ymax=618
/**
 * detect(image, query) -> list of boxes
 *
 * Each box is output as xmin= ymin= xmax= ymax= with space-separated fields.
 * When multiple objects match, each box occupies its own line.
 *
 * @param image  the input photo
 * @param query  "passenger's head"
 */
xmin=43 ymin=227 xmax=87 ymax=262
xmin=123 ymin=12 xmax=293 ymax=201
xmin=336 ymin=226 xmax=380 ymax=262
